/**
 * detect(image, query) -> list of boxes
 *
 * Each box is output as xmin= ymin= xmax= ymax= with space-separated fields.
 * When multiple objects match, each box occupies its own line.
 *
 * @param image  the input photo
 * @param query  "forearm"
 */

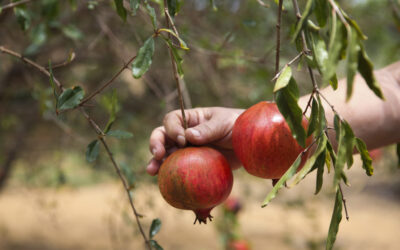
xmin=299 ymin=61 xmax=400 ymax=149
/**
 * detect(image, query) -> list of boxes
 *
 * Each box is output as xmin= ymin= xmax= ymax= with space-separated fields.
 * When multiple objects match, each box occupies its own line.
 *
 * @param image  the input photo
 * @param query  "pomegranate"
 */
xmin=232 ymin=101 xmax=311 ymax=179
xmin=227 ymin=239 xmax=251 ymax=250
xmin=223 ymin=197 xmax=242 ymax=214
xmin=158 ymin=147 xmax=233 ymax=224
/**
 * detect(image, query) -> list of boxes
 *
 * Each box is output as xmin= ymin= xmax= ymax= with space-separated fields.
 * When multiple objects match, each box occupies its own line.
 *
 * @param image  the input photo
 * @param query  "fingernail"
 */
xmin=189 ymin=129 xmax=200 ymax=137
xmin=152 ymin=148 xmax=158 ymax=156
xmin=177 ymin=135 xmax=186 ymax=146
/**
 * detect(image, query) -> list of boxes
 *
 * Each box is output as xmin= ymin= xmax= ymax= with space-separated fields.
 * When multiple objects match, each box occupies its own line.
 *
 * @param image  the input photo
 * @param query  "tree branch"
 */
xmin=0 ymin=0 xmax=35 ymax=12
xmin=0 ymin=45 xmax=151 ymax=250
xmin=275 ymin=0 xmax=284 ymax=75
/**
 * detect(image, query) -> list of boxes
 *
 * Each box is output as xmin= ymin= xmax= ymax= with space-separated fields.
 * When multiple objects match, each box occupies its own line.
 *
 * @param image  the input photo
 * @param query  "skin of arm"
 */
xmin=147 ymin=61 xmax=400 ymax=175
xmin=299 ymin=61 xmax=400 ymax=149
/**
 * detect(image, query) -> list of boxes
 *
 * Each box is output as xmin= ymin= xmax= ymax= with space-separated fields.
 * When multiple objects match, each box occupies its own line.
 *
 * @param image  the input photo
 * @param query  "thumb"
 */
xmin=185 ymin=118 xmax=229 ymax=146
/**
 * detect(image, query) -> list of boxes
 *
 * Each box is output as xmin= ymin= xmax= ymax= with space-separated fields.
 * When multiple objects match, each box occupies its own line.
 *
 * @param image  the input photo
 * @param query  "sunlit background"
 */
xmin=0 ymin=0 xmax=399 ymax=249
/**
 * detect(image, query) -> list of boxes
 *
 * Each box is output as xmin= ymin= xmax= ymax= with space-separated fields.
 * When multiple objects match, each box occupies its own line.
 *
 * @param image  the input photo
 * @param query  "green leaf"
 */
xmin=114 ymin=0 xmax=127 ymax=21
xmin=62 ymin=24 xmax=84 ymax=41
xmin=262 ymin=156 xmax=302 ymax=207
xmin=167 ymin=0 xmax=182 ymax=17
xmin=104 ymin=90 xmax=118 ymax=133
xmin=163 ymin=38 xmax=184 ymax=77
xmin=334 ymin=119 xmax=354 ymax=189
xmin=291 ymin=133 xmax=327 ymax=186
xmin=158 ymin=28 xmax=189 ymax=50
xmin=48 ymin=61 xmax=58 ymax=100
xmin=329 ymin=74 xmax=338 ymax=90
xmin=274 ymin=66 xmax=292 ymax=92
xmin=355 ymin=138 xmax=373 ymax=176
xmin=307 ymin=97 xmax=319 ymax=136
xmin=292 ymin=0 xmax=315 ymax=42
xmin=130 ymin=0 xmax=140 ymax=15
xmin=316 ymin=96 xmax=326 ymax=136
xmin=132 ymin=37 xmax=155 ymax=79
xmin=342 ymin=121 xmax=355 ymax=168
xmin=341 ymin=9 xmax=367 ymax=40
xmin=14 ymin=7 xmax=31 ymax=31
xmin=326 ymin=140 xmax=337 ymax=167
xmin=315 ymin=0 xmax=328 ymax=27
xmin=323 ymin=18 xmax=347 ymax=86
xmin=149 ymin=218 xmax=162 ymax=238
xmin=315 ymin=150 xmax=326 ymax=194
xmin=209 ymin=0 xmax=217 ymax=11
xmin=346 ymin=28 xmax=361 ymax=101
xmin=326 ymin=190 xmax=343 ymax=250
xmin=106 ymin=130 xmax=133 ymax=139
xmin=57 ymin=86 xmax=85 ymax=111
xmin=86 ymin=140 xmax=100 ymax=162
xmin=357 ymin=44 xmax=384 ymax=99
xmin=150 ymin=240 xmax=163 ymax=250
xmin=275 ymin=78 xmax=306 ymax=147
xmin=397 ymin=143 xmax=400 ymax=168
xmin=145 ymin=2 xmax=157 ymax=29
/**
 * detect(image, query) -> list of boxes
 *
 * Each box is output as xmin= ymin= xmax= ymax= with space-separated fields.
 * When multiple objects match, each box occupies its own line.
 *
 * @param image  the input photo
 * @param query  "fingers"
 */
xmin=149 ymin=126 xmax=167 ymax=160
xmin=146 ymin=158 xmax=161 ymax=176
xmin=163 ymin=110 xmax=187 ymax=147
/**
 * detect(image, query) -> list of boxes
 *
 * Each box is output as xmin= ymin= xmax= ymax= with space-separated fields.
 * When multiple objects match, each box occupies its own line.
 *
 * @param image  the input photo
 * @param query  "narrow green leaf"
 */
xmin=307 ymin=97 xmax=319 ymax=136
xmin=158 ymin=28 xmax=189 ymax=50
xmin=397 ymin=143 xmax=400 ymax=168
xmin=275 ymin=78 xmax=306 ymax=147
xmin=130 ymin=0 xmax=140 ymax=15
xmin=333 ymin=114 xmax=341 ymax=142
xmin=104 ymin=89 xmax=118 ymax=133
xmin=106 ymin=130 xmax=133 ymax=139
xmin=150 ymin=240 xmax=163 ymax=250
xmin=262 ymin=156 xmax=302 ymax=207
xmin=316 ymin=96 xmax=326 ymax=136
xmin=209 ymin=0 xmax=217 ymax=11
xmin=167 ymin=0 xmax=182 ymax=17
xmin=132 ymin=37 xmax=155 ymax=79
xmin=334 ymin=120 xmax=354 ymax=189
xmin=329 ymin=74 xmax=338 ymax=90
xmin=291 ymin=134 xmax=327 ymax=186
xmin=355 ymin=138 xmax=373 ymax=176
xmin=314 ymin=0 xmax=328 ymax=27
xmin=341 ymin=171 xmax=350 ymax=186
xmin=57 ymin=86 xmax=85 ymax=110
xmin=163 ymin=39 xmax=184 ymax=77
xmin=323 ymin=19 xmax=347 ymax=85
xmin=326 ymin=140 xmax=337 ymax=166
xmin=326 ymin=190 xmax=343 ymax=250
xmin=292 ymin=0 xmax=315 ymax=42
xmin=86 ymin=140 xmax=100 ymax=162
xmin=346 ymin=28 xmax=360 ymax=101
xmin=114 ymin=0 xmax=127 ymax=21
xmin=358 ymin=44 xmax=384 ymax=99
xmin=145 ymin=2 xmax=157 ymax=29
xmin=149 ymin=218 xmax=162 ymax=238
xmin=274 ymin=66 xmax=292 ymax=92
xmin=62 ymin=24 xmax=84 ymax=41
xmin=341 ymin=9 xmax=367 ymax=40
xmin=312 ymin=34 xmax=328 ymax=74
xmin=315 ymin=150 xmax=326 ymax=194
xmin=342 ymin=121 xmax=355 ymax=168
xmin=14 ymin=7 xmax=31 ymax=31
xmin=48 ymin=61 xmax=58 ymax=106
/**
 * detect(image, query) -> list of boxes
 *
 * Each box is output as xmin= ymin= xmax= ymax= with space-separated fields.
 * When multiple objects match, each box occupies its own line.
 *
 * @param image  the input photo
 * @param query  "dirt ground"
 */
xmin=0 ymin=158 xmax=399 ymax=250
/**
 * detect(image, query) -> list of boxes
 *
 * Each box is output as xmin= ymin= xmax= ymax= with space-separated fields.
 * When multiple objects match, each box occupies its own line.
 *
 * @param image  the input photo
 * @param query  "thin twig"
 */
xmin=45 ymin=51 xmax=76 ymax=70
xmin=163 ymin=0 xmax=187 ymax=129
xmin=79 ymin=55 xmax=136 ymax=106
xmin=256 ymin=0 xmax=270 ymax=8
xmin=0 ymin=0 xmax=34 ymax=12
xmin=0 ymin=46 xmax=151 ymax=250
xmin=0 ymin=46 xmax=64 ymax=91
xmin=271 ymin=51 xmax=304 ymax=82
xmin=275 ymin=0 xmax=284 ymax=75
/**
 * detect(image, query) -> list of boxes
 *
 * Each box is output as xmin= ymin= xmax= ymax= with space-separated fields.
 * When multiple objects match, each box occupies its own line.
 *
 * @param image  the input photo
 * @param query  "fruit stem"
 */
xmin=193 ymin=208 xmax=213 ymax=224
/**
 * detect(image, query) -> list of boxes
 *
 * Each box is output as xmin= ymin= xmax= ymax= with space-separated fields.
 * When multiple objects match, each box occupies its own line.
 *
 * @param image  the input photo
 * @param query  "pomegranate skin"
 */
xmin=232 ymin=101 xmax=311 ymax=179
xmin=158 ymin=147 xmax=233 ymax=224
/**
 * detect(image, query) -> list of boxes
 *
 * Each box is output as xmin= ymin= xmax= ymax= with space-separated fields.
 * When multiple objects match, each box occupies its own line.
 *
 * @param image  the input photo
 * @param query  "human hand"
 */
xmin=147 ymin=107 xmax=244 ymax=176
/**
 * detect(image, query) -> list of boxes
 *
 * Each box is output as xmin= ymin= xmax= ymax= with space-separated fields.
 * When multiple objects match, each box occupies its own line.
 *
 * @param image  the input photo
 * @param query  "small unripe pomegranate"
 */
xmin=232 ymin=101 xmax=311 ymax=179
xmin=158 ymin=147 xmax=233 ymax=224
xmin=223 ymin=197 xmax=242 ymax=214
xmin=227 ymin=239 xmax=251 ymax=250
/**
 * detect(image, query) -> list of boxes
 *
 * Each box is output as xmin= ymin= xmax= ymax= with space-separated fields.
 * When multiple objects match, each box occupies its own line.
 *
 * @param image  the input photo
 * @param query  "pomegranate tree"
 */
xmin=158 ymin=147 xmax=233 ymax=224
xmin=232 ymin=101 xmax=312 ymax=179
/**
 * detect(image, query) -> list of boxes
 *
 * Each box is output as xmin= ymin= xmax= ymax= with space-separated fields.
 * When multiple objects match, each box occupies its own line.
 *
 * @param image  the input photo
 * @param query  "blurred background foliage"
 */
xmin=0 ymin=0 xmax=399 ymax=195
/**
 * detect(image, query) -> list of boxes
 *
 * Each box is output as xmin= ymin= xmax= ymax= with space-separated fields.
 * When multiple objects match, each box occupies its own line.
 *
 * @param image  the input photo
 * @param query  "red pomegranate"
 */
xmin=232 ymin=101 xmax=311 ymax=179
xmin=158 ymin=147 xmax=233 ymax=224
